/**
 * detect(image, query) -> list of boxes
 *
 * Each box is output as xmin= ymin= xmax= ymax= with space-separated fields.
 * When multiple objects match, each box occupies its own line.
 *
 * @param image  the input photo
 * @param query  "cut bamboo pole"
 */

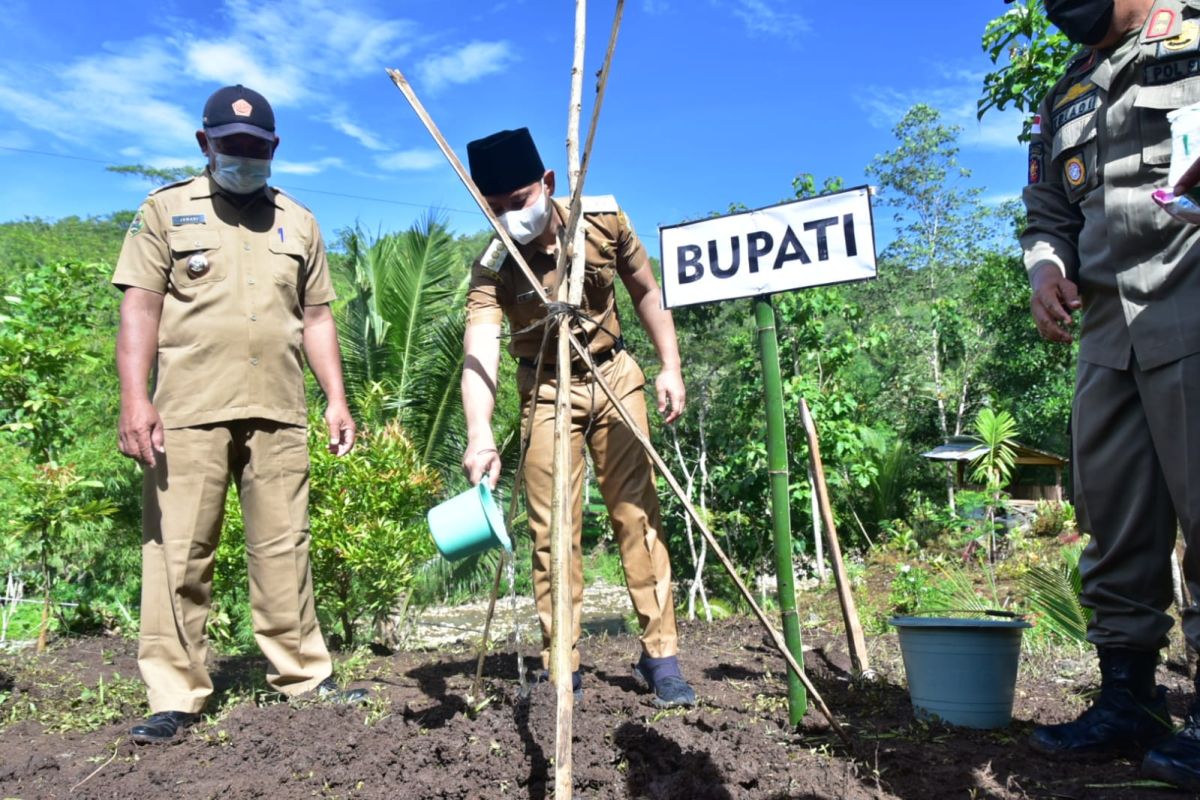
xmin=462 ymin=0 xmax=625 ymax=708
xmin=557 ymin=0 xmax=624 ymax=305
xmin=799 ymin=399 xmax=870 ymax=677
xmin=385 ymin=67 xmax=853 ymax=748
xmin=549 ymin=6 xmax=588 ymax=797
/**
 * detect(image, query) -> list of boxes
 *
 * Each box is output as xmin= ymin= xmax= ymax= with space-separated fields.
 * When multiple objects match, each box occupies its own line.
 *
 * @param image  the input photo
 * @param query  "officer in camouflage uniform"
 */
xmin=459 ymin=128 xmax=695 ymax=707
xmin=1018 ymin=0 xmax=1200 ymax=788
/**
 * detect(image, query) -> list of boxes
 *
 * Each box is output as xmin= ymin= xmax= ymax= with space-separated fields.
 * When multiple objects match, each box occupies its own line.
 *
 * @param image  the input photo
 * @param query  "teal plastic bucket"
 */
xmin=427 ymin=482 xmax=512 ymax=561
xmin=890 ymin=616 xmax=1030 ymax=729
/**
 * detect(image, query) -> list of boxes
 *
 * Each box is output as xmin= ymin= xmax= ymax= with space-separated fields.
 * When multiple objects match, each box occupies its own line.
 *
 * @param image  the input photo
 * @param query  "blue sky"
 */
xmin=0 ymin=0 xmax=1027 ymax=255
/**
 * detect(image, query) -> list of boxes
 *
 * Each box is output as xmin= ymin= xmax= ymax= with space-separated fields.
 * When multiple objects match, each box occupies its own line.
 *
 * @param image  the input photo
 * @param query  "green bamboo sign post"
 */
xmin=755 ymin=294 xmax=806 ymax=723
xmin=658 ymin=187 xmax=878 ymax=728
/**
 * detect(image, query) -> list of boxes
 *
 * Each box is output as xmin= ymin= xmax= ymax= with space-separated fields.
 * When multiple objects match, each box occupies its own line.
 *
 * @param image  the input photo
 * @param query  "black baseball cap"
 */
xmin=467 ymin=128 xmax=545 ymax=196
xmin=202 ymin=85 xmax=276 ymax=141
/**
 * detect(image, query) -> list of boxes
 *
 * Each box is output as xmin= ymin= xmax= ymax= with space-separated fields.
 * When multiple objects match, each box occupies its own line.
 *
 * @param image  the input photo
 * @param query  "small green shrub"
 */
xmin=211 ymin=417 xmax=441 ymax=650
xmin=888 ymin=563 xmax=935 ymax=614
xmin=1028 ymin=500 xmax=1077 ymax=539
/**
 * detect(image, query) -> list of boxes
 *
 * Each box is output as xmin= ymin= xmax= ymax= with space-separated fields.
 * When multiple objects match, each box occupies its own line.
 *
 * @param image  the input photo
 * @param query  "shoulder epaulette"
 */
xmin=273 ymin=187 xmax=313 ymax=213
xmin=580 ymin=194 xmax=619 ymax=214
xmin=148 ymin=174 xmax=199 ymax=196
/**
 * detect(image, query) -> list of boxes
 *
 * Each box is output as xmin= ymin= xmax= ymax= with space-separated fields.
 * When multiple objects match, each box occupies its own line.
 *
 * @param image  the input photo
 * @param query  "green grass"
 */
xmin=0 ymin=671 xmax=148 ymax=733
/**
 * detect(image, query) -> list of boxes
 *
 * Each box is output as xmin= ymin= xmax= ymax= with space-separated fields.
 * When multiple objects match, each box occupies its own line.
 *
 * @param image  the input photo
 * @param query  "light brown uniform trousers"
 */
xmin=113 ymin=173 xmax=335 ymax=711
xmin=466 ymin=196 xmax=679 ymax=670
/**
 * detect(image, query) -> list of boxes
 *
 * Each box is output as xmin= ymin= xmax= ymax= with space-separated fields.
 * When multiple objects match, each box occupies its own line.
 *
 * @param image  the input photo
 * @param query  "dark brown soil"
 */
xmin=0 ymin=619 xmax=1193 ymax=799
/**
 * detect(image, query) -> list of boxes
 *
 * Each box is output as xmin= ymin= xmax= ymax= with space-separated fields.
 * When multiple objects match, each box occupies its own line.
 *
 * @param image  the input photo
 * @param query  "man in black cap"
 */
xmin=460 ymin=127 xmax=696 ymax=707
xmin=1016 ymin=0 xmax=1200 ymax=789
xmin=112 ymin=84 xmax=365 ymax=743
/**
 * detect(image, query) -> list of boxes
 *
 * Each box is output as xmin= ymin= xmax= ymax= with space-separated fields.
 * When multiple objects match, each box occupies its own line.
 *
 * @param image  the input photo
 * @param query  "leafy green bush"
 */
xmin=888 ymin=563 xmax=934 ymax=614
xmin=212 ymin=417 xmax=441 ymax=650
xmin=1028 ymin=500 xmax=1077 ymax=539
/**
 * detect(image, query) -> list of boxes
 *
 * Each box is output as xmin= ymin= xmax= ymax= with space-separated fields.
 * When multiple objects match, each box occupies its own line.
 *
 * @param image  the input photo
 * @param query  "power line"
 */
xmin=0 ymin=143 xmax=662 ymax=241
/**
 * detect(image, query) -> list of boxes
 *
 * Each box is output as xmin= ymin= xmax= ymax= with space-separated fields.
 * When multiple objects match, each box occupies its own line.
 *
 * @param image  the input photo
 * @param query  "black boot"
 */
xmin=130 ymin=710 xmax=200 ymax=744
xmin=1030 ymin=647 xmax=1171 ymax=758
xmin=1143 ymin=695 xmax=1200 ymax=789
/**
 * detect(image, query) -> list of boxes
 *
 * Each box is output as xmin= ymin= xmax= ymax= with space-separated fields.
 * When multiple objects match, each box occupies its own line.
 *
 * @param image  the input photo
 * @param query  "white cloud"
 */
xmin=717 ymin=0 xmax=809 ymax=41
xmin=324 ymin=115 xmax=388 ymax=151
xmin=274 ymin=156 xmax=345 ymax=175
xmin=183 ymin=0 xmax=416 ymax=107
xmin=0 ymin=0 xmax=416 ymax=163
xmin=417 ymin=41 xmax=516 ymax=92
xmin=855 ymin=72 xmax=1024 ymax=152
xmin=0 ymin=129 xmax=33 ymax=151
xmin=983 ymin=192 xmax=1022 ymax=206
xmin=0 ymin=39 xmax=196 ymax=152
xmin=375 ymin=149 xmax=444 ymax=171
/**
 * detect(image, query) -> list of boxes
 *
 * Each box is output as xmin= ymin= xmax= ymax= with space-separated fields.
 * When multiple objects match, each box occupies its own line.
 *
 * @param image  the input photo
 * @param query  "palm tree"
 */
xmin=969 ymin=407 xmax=1019 ymax=563
xmin=334 ymin=217 xmax=469 ymax=478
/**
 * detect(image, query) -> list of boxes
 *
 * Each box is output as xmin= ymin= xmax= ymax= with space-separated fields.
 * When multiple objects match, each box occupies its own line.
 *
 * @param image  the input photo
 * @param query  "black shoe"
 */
xmin=129 ymin=711 xmax=200 ymax=744
xmin=633 ymin=655 xmax=697 ymax=709
xmin=519 ymin=670 xmax=583 ymax=702
xmin=1143 ymin=703 xmax=1200 ymax=791
xmin=313 ymin=676 xmax=369 ymax=705
xmin=1030 ymin=648 xmax=1170 ymax=758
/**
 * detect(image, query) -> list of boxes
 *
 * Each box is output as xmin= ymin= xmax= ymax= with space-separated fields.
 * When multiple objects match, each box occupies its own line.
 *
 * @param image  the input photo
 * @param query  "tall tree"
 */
xmin=865 ymin=104 xmax=1004 ymax=510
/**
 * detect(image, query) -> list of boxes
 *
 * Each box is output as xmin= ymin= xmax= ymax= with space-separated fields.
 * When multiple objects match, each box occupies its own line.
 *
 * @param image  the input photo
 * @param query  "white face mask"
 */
xmin=211 ymin=153 xmax=272 ymax=195
xmin=499 ymin=182 xmax=550 ymax=245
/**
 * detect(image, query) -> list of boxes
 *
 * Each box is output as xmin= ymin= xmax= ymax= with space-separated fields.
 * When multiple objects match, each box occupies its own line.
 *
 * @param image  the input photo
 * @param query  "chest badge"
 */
xmin=1065 ymin=156 xmax=1087 ymax=188
xmin=187 ymin=253 xmax=210 ymax=276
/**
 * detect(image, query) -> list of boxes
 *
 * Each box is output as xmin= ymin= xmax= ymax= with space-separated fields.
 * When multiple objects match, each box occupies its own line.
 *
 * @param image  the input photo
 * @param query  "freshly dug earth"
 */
xmin=0 ymin=618 xmax=1193 ymax=799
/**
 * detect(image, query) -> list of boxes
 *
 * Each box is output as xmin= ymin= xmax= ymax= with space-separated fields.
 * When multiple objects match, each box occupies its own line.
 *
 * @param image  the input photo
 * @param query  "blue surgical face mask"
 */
xmin=211 ymin=153 xmax=271 ymax=195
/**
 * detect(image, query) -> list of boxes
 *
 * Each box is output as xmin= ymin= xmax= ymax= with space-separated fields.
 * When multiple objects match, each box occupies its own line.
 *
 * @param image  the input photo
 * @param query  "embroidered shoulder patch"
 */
xmin=1160 ymin=19 xmax=1200 ymax=55
xmin=1064 ymin=155 xmax=1087 ymax=188
xmin=127 ymin=210 xmax=145 ymax=238
xmin=1028 ymin=142 xmax=1045 ymax=185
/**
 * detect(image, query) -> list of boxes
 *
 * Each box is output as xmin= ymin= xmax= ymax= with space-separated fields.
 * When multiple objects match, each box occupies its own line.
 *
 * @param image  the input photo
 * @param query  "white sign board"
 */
xmin=658 ymin=187 xmax=877 ymax=309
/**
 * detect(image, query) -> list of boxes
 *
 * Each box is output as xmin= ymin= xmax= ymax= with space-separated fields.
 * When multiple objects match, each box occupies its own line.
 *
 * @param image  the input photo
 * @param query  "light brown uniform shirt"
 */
xmin=1022 ymin=0 xmax=1200 ymax=370
xmin=465 ymin=195 xmax=650 ymax=362
xmin=112 ymin=172 xmax=335 ymax=428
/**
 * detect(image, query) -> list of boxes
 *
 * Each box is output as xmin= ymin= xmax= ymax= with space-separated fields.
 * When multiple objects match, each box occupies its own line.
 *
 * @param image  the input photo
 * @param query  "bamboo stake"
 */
xmin=800 ymin=399 xmax=870 ymax=677
xmin=451 ymin=0 xmax=628 ymax=705
xmin=557 ymin=0 xmax=624 ymax=305
xmin=549 ymin=6 xmax=588 ymax=796
xmin=385 ymin=67 xmax=853 ymax=749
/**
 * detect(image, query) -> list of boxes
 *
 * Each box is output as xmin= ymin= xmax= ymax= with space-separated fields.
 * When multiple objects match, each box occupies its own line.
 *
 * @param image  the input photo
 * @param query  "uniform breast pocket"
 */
xmin=268 ymin=238 xmax=306 ymax=297
xmin=167 ymin=229 xmax=225 ymax=288
xmin=584 ymin=233 xmax=618 ymax=290
xmin=1052 ymin=116 xmax=1101 ymax=204
xmin=1134 ymin=77 xmax=1200 ymax=166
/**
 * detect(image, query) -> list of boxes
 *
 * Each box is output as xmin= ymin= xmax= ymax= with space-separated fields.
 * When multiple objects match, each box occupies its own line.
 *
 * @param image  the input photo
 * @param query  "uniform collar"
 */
xmin=190 ymin=170 xmax=284 ymax=210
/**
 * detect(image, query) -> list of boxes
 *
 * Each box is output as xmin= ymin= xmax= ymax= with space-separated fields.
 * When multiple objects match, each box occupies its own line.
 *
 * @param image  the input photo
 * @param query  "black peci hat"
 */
xmin=202 ymin=85 xmax=276 ymax=141
xmin=467 ymin=128 xmax=545 ymax=196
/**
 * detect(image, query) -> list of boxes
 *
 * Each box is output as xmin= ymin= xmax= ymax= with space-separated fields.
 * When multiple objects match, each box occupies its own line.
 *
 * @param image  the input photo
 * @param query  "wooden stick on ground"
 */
xmin=385 ymin=66 xmax=854 ymax=749
xmin=800 ymin=399 xmax=870 ymax=677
